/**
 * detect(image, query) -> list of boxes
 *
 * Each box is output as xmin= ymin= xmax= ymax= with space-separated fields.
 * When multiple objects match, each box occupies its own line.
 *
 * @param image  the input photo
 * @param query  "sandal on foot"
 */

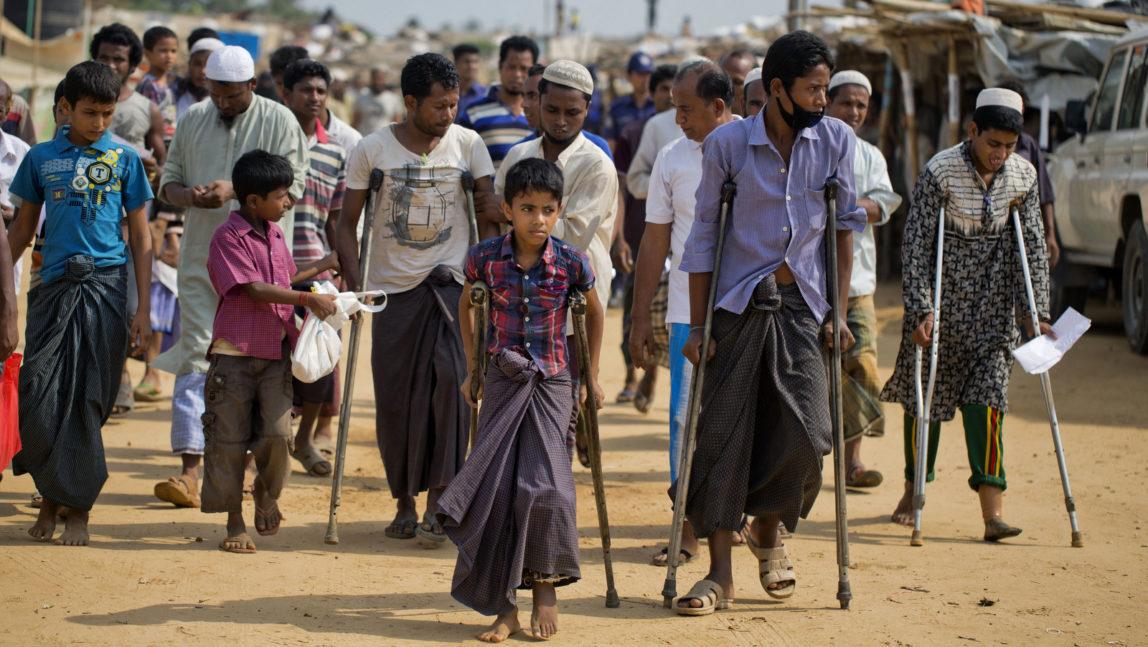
xmin=313 ymin=436 xmax=335 ymax=459
xmin=255 ymin=504 xmax=283 ymax=536
xmin=416 ymin=511 xmax=447 ymax=544
xmin=385 ymin=517 xmax=418 ymax=539
xmin=616 ymin=388 xmax=636 ymax=403
xmin=650 ymin=546 xmax=696 ymax=566
xmin=292 ymin=445 xmax=332 ymax=477
xmin=218 ymin=533 xmax=257 ymax=553
xmin=676 ymin=578 xmax=731 ymax=616
xmin=746 ymin=535 xmax=796 ymax=599
xmin=154 ymin=475 xmax=200 ymax=508
xmin=984 ymin=518 xmax=1022 ymax=542
xmin=133 ymin=383 xmax=164 ymax=402
xmin=846 ymin=464 xmax=884 ymax=488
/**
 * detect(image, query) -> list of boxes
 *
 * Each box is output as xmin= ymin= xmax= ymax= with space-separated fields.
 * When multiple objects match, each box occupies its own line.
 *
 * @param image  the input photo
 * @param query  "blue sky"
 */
xmin=301 ymin=0 xmax=800 ymax=39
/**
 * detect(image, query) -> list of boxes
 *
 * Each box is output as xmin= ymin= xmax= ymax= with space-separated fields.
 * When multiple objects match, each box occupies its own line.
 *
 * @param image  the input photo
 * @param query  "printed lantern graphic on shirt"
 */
xmin=385 ymin=164 xmax=456 ymax=250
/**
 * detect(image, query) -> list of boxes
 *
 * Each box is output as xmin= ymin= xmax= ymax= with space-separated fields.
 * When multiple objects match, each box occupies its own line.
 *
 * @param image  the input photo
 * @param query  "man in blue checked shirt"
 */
xmin=672 ymin=31 xmax=866 ymax=615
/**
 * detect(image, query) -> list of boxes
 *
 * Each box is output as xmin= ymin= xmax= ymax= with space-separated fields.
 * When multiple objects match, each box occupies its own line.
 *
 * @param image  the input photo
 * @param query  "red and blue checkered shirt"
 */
xmin=465 ymin=233 xmax=595 ymax=377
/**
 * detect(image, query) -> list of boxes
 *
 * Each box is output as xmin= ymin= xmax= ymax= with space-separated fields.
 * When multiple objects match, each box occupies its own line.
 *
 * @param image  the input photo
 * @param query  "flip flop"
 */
xmin=313 ymin=436 xmax=335 ymax=459
xmin=218 ymin=533 xmax=257 ymax=553
xmin=416 ymin=510 xmax=448 ymax=545
xmin=846 ymin=464 xmax=884 ymax=488
xmin=675 ymin=578 xmax=732 ymax=616
xmin=385 ymin=517 xmax=418 ymax=539
xmin=154 ymin=474 xmax=200 ymax=508
xmin=650 ymin=547 xmax=696 ymax=566
xmin=255 ymin=503 xmax=283 ymax=536
xmin=615 ymin=388 xmax=636 ymax=403
xmin=133 ymin=383 xmax=165 ymax=402
xmin=746 ymin=535 xmax=796 ymax=599
xmin=292 ymin=445 xmax=332 ymax=477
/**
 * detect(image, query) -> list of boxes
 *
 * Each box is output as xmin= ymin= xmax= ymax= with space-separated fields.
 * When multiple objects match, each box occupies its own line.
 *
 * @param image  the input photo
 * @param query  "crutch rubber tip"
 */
xmin=324 ymin=536 xmax=339 ymax=545
xmin=839 ymin=599 xmax=850 ymax=609
xmin=1071 ymin=531 xmax=1084 ymax=547
xmin=605 ymin=590 xmax=620 ymax=608
xmin=910 ymin=530 xmax=923 ymax=546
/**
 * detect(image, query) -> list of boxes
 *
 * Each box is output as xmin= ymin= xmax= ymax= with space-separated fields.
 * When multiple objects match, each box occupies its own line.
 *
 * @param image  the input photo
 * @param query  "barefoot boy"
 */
xmin=439 ymin=158 xmax=604 ymax=642
xmin=7 ymin=61 xmax=154 ymax=545
xmin=202 ymin=150 xmax=338 ymax=553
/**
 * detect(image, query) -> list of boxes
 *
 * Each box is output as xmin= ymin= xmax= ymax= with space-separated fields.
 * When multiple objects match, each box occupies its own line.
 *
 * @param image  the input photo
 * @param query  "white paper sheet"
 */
xmin=1011 ymin=307 xmax=1091 ymax=374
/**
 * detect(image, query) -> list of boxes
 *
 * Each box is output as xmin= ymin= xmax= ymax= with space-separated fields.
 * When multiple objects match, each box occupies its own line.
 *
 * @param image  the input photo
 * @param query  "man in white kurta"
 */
xmin=151 ymin=46 xmax=309 ymax=508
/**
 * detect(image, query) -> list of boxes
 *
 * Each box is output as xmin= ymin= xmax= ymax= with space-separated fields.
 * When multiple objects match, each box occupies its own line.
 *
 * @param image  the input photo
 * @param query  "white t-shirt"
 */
xmin=646 ymin=135 xmax=702 ymax=325
xmin=345 ymin=123 xmax=495 ymax=294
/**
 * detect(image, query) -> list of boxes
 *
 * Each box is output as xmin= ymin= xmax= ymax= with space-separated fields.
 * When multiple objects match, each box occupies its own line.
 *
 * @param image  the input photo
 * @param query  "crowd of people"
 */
xmin=0 ymin=20 xmax=1056 ymax=643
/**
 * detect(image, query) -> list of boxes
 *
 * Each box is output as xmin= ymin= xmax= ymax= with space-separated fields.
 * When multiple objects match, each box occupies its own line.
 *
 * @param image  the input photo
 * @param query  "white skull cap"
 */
xmin=976 ymin=87 xmax=1024 ymax=114
xmin=206 ymin=45 xmax=255 ymax=83
xmin=828 ymin=70 xmax=872 ymax=95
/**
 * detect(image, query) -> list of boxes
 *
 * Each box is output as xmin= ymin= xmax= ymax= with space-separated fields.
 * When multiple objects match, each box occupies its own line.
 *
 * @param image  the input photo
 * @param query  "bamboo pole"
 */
xmin=894 ymin=42 xmax=919 ymax=184
xmin=29 ymin=0 xmax=40 ymax=111
xmin=948 ymin=37 xmax=960 ymax=146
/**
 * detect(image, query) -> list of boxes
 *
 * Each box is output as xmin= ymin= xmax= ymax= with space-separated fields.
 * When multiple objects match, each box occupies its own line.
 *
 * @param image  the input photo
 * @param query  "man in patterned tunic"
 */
xmin=881 ymin=88 xmax=1052 ymax=542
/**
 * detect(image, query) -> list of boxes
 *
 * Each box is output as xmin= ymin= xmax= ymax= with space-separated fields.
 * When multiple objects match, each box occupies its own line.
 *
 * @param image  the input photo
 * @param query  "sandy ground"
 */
xmin=1 ymin=283 xmax=1146 ymax=647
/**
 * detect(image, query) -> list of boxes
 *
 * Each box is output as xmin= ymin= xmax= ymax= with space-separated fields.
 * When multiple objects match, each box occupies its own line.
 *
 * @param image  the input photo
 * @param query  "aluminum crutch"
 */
xmin=570 ymin=290 xmax=620 ymax=608
xmin=468 ymin=281 xmax=489 ymax=450
xmin=326 ymin=168 xmax=384 ymax=545
xmin=911 ymin=204 xmax=945 ymax=547
xmin=823 ymin=177 xmax=852 ymax=609
xmin=661 ymin=180 xmax=736 ymax=609
xmin=1009 ymin=203 xmax=1084 ymax=548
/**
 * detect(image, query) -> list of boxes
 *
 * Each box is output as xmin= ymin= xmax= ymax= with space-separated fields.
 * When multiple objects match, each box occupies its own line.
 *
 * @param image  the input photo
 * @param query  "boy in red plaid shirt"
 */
xmin=203 ymin=150 xmax=338 ymax=553
xmin=439 ymin=158 xmax=604 ymax=642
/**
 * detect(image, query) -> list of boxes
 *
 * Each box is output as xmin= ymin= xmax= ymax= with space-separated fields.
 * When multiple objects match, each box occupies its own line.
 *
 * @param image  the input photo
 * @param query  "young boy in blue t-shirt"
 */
xmin=7 ymin=61 xmax=154 ymax=546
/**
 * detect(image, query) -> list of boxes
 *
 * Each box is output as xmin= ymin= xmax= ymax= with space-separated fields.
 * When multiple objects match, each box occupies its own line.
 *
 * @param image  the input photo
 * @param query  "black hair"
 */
xmin=649 ymin=63 xmax=678 ymax=94
xmin=90 ymin=23 xmax=143 ymax=69
xmin=503 ymin=157 xmax=564 ymax=204
xmin=233 ymin=149 xmax=294 ymax=204
xmin=186 ymin=27 xmax=219 ymax=50
xmin=270 ymin=45 xmax=309 ymax=78
xmin=453 ymin=43 xmax=480 ymax=60
xmin=400 ymin=52 xmax=460 ymax=101
xmin=282 ymin=59 xmax=330 ymax=91
xmin=62 ymin=61 xmax=121 ymax=107
xmin=675 ymin=60 xmax=732 ymax=109
xmin=143 ymin=26 xmax=177 ymax=51
xmin=761 ymin=30 xmax=833 ymax=93
xmin=53 ymin=80 xmax=65 ymax=109
xmin=538 ymin=78 xmax=591 ymax=105
xmin=972 ymin=105 xmax=1024 ymax=135
xmin=722 ymin=49 xmax=755 ymax=67
xmin=499 ymin=35 xmax=538 ymax=67
xmin=527 ymin=64 xmax=547 ymax=78
xmin=996 ymin=80 xmax=1030 ymax=111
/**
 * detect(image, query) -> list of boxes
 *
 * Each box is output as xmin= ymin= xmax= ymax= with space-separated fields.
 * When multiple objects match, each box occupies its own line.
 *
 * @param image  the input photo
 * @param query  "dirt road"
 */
xmin=1 ymin=286 xmax=1145 ymax=646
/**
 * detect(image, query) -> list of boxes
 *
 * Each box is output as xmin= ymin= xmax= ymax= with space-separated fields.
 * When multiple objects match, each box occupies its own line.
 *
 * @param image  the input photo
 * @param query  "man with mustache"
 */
xmin=457 ymin=36 xmax=538 ymax=171
xmin=335 ymin=53 xmax=499 ymax=544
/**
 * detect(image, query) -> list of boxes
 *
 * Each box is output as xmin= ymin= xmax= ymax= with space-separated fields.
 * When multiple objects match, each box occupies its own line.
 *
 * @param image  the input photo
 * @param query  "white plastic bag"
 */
xmin=291 ymin=281 xmax=387 ymax=383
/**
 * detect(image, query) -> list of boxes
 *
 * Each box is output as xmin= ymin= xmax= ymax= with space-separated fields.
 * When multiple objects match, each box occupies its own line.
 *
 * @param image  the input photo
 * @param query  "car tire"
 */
xmin=1122 ymin=220 xmax=1148 ymax=354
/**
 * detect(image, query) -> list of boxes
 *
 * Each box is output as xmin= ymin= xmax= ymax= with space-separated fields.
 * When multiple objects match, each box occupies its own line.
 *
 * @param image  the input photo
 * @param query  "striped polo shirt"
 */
xmin=292 ymin=119 xmax=346 ymax=280
xmin=457 ymin=85 xmax=532 ymax=171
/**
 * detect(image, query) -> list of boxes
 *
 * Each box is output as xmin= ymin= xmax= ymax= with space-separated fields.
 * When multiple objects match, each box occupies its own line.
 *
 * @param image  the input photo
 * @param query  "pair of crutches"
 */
xmin=909 ymin=201 xmax=1082 ymax=548
xmin=463 ymin=204 xmax=618 ymax=607
xmin=326 ymin=168 xmax=385 ymax=545
xmin=660 ymin=180 xmax=853 ymax=609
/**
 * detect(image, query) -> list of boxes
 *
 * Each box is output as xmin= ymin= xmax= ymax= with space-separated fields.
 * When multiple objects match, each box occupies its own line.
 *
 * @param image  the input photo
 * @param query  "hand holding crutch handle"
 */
xmin=468 ymin=281 xmax=489 ymax=450
xmin=570 ymin=290 xmax=620 ymax=608
xmin=326 ymin=168 xmax=385 ymax=545
xmin=662 ymin=180 xmax=737 ymax=608
xmin=1008 ymin=202 xmax=1083 ymax=547
xmin=823 ymin=176 xmax=852 ymax=609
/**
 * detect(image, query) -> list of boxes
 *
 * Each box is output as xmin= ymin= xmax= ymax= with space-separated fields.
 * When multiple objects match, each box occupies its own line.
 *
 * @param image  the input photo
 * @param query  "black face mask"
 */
xmin=778 ymin=85 xmax=822 ymax=132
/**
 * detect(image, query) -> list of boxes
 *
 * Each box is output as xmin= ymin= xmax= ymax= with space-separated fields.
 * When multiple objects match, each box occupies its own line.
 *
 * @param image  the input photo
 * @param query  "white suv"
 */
xmin=1050 ymin=28 xmax=1148 ymax=353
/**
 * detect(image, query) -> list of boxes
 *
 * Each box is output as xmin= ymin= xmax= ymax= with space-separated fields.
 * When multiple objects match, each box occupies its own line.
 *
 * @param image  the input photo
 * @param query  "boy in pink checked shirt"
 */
xmin=203 ymin=150 xmax=338 ymax=554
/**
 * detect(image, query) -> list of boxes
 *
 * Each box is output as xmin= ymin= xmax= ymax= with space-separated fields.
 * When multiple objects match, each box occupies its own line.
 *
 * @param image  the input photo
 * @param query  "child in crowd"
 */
xmin=136 ymin=25 xmax=179 ymax=143
xmin=439 ymin=158 xmax=604 ymax=642
xmin=7 ymin=61 xmax=154 ymax=546
xmin=202 ymin=150 xmax=338 ymax=553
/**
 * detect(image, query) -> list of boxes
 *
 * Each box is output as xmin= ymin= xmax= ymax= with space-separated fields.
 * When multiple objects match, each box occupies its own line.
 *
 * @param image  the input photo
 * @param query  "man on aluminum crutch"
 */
xmin=882 ymin=87 xmax=1054 ymax=543
xmin=334 ymin=53 xmax=499 ymax=545
xmin=668 ymin=31 xmax=866 ymax=615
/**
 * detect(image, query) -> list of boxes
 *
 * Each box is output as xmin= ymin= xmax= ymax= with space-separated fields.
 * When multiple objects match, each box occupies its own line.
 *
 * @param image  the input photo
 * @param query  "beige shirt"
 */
xmin=496 ymin=133 xmax=618 ymax=312
xmin=154 ymin=95 xmax=309 ymax=376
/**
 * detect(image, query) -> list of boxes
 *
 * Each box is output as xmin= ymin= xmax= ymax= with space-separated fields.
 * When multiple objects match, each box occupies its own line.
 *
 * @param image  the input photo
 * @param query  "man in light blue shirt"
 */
xmin=674 ymin=31 xmax=865 ymax=615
